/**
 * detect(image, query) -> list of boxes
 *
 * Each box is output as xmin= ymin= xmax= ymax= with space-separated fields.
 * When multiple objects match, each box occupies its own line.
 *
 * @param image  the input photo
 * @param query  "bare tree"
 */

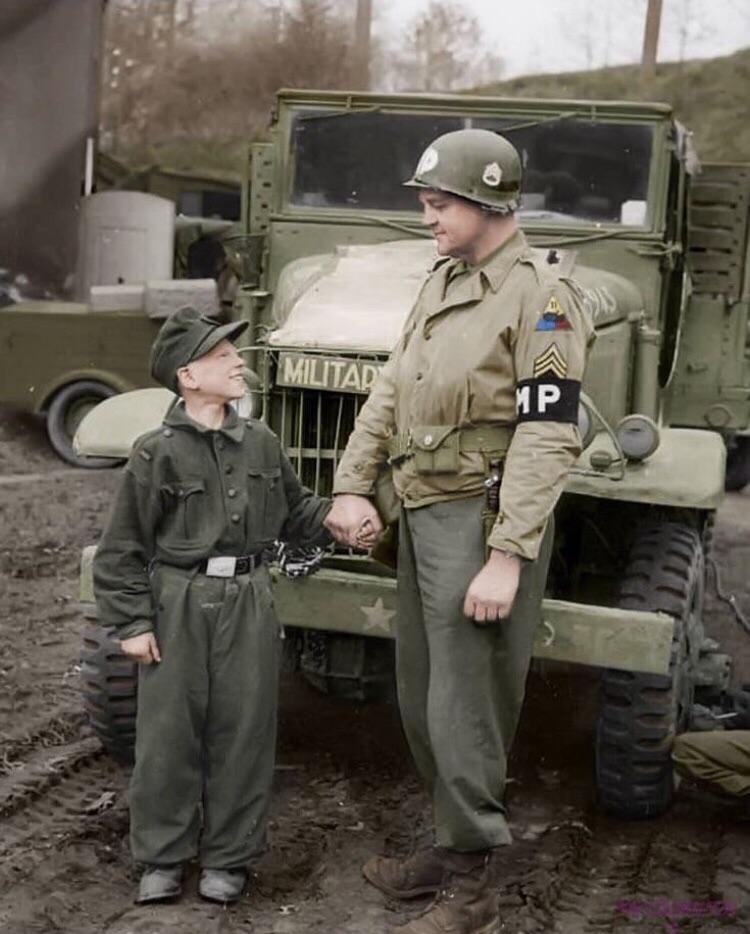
xmin=393 ymin=1 xmax=503 ymax=92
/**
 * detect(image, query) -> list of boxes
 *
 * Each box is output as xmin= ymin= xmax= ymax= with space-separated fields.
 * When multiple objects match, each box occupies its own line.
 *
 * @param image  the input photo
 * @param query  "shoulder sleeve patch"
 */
xmin=139 ymin=448 xmax=153 ymax=462
xmin=535 ymin=296 xmax=572 ymax=332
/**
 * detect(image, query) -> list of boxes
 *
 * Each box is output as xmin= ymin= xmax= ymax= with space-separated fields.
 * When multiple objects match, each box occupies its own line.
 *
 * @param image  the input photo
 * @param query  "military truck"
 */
xmin=77 ymin=89 xmax=750 ymax=820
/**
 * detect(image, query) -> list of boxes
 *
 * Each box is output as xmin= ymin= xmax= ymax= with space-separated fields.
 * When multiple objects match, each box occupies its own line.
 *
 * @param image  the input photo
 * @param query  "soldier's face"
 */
xmin=418 ymin=190 xmax=488 ymax=258
xmin=177 ymin=339 xmax=246 ymax=401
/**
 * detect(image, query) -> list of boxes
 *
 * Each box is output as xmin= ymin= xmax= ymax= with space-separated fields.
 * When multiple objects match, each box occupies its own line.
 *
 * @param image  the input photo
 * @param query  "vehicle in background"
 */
xmin=77 ymin=88 xmax=749 ymax=820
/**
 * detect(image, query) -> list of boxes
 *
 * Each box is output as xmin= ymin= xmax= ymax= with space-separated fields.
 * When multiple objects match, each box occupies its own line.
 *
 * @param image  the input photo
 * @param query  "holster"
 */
xmin=370 ymin=465 xmax=400 ymax=570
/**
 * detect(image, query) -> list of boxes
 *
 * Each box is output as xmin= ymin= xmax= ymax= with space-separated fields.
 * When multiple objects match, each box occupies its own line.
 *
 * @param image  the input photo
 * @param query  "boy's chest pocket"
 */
xmin=247 ymin=465 xmax=286 ymax=529
xmin=162 ymin=479 xmax=207 ymax=540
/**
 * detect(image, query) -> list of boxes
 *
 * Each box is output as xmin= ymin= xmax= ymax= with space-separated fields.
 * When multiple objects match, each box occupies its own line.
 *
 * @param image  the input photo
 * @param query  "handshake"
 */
xmin=323 ymin=493 xmax=384 ymax=551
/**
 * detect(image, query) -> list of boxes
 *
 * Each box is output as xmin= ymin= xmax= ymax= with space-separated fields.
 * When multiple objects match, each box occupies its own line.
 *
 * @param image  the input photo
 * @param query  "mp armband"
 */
xmin=515 ymin=377 xmax=580 ymax=424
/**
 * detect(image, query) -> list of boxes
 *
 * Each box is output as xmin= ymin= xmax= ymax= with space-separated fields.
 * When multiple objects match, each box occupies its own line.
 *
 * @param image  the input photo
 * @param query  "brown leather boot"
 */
xmin=393 ymin=850 xmax=499 ymax=934
xmin=362 ymin=846 xmax=447 ymax=899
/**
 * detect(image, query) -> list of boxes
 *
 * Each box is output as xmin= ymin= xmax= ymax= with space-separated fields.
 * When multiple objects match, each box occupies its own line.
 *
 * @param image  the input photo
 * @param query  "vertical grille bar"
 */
xmin=332 ymin=394 xmax=345 ymax=474
xmin=314 ymin=391 xmax=323 ymax=493
xmin=296 ymin=389 xmax=305 ymax=475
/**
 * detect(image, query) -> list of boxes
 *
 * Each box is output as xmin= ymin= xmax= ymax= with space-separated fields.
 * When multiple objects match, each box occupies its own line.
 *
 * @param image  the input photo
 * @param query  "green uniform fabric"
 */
xmin=333 ymin=228 xmax=594 ymax=561
xmin=131 ymin=563 xmax=280 ymax=867
xmin=94 ymin=403 xmax=331 ymax=640
xmin=672 ymin=730 xmax=750 ymax=798
xmin=94 ymin=402 xmax=331 ymax=867
xmin=397 ymin=495 xmax=553 ymax=850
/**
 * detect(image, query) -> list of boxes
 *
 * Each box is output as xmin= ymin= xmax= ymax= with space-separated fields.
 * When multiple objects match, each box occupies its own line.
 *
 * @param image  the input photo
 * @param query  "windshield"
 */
xmin=288 ymin=110 xmax=654 ymax=226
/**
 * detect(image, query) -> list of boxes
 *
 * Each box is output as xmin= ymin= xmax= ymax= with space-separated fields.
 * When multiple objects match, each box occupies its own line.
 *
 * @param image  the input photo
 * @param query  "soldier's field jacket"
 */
xmin=333 ymin=229 xmax=595 ymax=561
xmin=94 ymin=404 xmax=331 ymax=639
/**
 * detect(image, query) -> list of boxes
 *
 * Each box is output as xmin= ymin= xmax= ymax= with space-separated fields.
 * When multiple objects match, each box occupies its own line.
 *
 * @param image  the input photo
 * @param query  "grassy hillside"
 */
xmin=474 ymin=47 xmax=750 ymax=164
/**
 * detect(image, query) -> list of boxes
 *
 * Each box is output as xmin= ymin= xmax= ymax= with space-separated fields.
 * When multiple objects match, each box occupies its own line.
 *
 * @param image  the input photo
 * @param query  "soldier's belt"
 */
xmin=387 ymin=424 xmax=513 ymax=475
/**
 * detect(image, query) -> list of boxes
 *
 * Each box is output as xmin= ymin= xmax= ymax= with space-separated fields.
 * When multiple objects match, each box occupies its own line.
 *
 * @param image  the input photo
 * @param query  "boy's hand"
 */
xmin=325 ymin=494 xmax=383 ymax=547
xmin=354 ymin=517 xmax=381 ymax=550
xmin=120 ymin=632 xmax=161 ymax=665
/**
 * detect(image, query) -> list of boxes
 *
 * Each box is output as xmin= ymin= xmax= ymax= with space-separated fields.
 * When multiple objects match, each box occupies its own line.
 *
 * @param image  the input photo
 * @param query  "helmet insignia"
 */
xmin=417 ymin=147 xmax=439 ymax=175
xmin=482 ymin=162 xmax=503 ymax=187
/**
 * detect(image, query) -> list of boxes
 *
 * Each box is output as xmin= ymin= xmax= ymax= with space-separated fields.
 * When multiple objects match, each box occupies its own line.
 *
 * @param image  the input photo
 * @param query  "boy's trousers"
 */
xmin=129 ymin=562 xmax=281 ymax=868
xmin=396 ymin=495 xmax=553 ymax=851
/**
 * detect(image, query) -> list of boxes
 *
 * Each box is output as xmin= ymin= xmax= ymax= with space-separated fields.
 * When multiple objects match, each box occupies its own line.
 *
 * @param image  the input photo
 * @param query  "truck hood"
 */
xmin=267 ymin=239 xmax=640 ymax=354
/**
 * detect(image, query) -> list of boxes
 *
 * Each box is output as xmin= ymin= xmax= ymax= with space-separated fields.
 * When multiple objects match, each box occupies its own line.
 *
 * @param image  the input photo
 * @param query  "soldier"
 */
xmin=673 ymin=730 xmax=750 ymax=799
xmin=93 ymin=307 xmax=357 ymax=906
xmin=326 ymin=129 xmax=595 ymax=934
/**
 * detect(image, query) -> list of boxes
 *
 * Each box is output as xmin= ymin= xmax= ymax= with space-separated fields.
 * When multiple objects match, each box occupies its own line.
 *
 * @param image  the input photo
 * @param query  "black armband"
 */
xmin=515 ymin=377 xmax=580 ymax=424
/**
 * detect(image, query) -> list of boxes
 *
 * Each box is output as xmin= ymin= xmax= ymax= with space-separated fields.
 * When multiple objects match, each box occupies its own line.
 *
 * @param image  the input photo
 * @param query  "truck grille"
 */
xmin=269 ymin=387 xmax=365 ymax=496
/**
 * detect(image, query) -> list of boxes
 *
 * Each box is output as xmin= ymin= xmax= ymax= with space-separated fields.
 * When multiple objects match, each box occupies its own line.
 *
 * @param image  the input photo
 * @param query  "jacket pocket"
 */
xmin=247 ymin=465 xmax=285 ymax=531
xmin=161 ymin=479 xmax=206 ymax=540
xmin=410 ymin=426 xmax=459 ymax=474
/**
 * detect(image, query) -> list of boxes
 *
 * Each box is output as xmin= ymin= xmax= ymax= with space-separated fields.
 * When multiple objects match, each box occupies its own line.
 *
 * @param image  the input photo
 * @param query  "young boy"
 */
xmin=94 ymin=306 xmax=353 ymax=905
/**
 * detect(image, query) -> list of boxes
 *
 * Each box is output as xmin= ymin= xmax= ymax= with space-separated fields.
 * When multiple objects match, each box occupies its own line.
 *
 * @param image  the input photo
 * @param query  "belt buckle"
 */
xmin=205 ymin=556 xmax=237 ymax=578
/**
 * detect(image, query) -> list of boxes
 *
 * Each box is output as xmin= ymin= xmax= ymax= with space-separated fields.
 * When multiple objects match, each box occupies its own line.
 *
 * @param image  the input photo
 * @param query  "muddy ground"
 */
xmin=1 ymin=405 xmax=749 ymax=934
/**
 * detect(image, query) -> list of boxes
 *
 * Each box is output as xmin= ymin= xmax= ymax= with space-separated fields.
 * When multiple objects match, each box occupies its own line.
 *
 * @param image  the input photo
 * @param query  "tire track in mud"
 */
xmin=0 ymin=736 xmax=127 ymax=889
xmin=493 ymin=811 xmax=734 ymax=933
xmin=0 ymin=706 xmax=87 ymax=775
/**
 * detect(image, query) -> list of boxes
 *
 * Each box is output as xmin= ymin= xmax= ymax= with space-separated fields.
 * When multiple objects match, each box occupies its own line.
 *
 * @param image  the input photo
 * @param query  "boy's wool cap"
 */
xmin=150 ymin=306 xmax=249 ymax=392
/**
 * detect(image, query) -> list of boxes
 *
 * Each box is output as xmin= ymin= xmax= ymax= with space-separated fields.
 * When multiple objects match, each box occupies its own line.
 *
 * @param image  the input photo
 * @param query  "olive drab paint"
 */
xmin=77 ymin=88 xmax=749 ymax=688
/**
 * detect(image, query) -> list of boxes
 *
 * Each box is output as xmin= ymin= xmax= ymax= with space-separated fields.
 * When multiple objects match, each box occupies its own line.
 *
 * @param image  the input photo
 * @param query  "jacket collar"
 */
xmin=164 ymin=400 xmax=246 ymax=443
xmin=476 ymin=228 xmax=529 ymax=293
xmin=427 ymin=228 xmax=528 ymax=320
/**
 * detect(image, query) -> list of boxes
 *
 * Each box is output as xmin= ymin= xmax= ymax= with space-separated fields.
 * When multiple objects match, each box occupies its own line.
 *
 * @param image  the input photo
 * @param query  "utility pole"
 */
xmin=354 ymin=0 xmax=372 ymax=90
xmin=641 ymin=0 xmax=662 ymax=81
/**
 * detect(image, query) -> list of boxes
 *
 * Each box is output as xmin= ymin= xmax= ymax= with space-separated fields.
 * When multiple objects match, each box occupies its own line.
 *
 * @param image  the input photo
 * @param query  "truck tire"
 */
xmin=80 ymin=624 xmax=137 ymax=764
xmin=596 ymin=522 xmax=703 ymax=819
xmin=725 ymin=436 xmax=750 ymax=493
xmin=299 ymin=630 xmax=395 ymax=702
xmin=46 ymin=380 xmax=118 ymax=468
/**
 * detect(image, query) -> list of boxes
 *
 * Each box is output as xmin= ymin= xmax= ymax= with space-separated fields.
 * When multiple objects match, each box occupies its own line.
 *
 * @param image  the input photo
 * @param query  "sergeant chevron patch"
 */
xmin=533 ymin=343 xmax=568 ymax=379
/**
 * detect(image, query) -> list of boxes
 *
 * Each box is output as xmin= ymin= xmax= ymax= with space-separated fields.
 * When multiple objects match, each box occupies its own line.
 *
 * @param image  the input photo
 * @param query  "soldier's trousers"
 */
xmin=672 ymin=730 xmax=750 ymax=797
xmin=396 ymin=495 xmax=553 ymax=851
xmin=129 ymin=563 xmax=280 ymax=868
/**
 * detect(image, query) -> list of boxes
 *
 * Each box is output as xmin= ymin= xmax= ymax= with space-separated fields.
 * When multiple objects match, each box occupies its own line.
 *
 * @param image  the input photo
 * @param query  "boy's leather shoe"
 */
xmin=135 ymin=865 xmax=183 ymax=904
xmin=363 ymin=847 xmax=446 ymax=899
xmin=199 ymin=868 xmax=247 ymax=903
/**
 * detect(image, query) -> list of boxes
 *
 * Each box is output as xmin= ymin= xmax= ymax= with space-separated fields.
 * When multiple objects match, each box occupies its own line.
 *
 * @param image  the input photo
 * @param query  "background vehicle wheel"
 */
xmin=46 ymin=380 xmax=118 ymax=468
xmin=725 ymin=436 xmax=750 ymax=493
xmin=80 ymin=624 xmax=137 ymax=764
xmin=596 ymin=521 xmax=704 ymax=818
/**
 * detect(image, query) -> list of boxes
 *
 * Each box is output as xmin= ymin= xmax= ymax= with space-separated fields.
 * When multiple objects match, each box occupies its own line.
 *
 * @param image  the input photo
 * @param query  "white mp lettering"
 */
xmin=538 ymin=384 xmax=562 ymax=412
xmin=516 ymin=385 xmax=531 ymax=414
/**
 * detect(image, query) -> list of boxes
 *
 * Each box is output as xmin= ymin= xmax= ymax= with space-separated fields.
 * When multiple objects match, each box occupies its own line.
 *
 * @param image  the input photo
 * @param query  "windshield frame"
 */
xmin=274 ymin=93 xmax=673 ymax=238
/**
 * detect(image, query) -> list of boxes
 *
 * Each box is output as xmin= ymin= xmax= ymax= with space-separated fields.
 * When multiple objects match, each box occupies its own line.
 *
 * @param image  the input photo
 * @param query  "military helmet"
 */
xmin=404 ymin=128 xmax=521 ymax=212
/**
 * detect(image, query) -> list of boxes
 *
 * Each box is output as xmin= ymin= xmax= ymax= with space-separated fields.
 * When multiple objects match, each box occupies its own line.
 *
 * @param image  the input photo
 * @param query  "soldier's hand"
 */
xmin=463 ymin=549 xmax=522 ymax=623
xmin=325 ymin=494 xmax=383 ymax=548
xmin=120 ymin=632 xmax=161 ymax=665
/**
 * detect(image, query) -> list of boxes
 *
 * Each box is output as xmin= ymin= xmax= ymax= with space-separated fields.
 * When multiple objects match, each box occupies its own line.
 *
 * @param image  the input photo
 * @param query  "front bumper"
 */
xmin=80 ymin=547 xmax=673 ymax=676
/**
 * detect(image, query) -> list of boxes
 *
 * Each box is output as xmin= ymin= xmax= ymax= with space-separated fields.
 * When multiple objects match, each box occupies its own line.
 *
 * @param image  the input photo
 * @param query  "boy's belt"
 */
xmin=198 ymin=553 xmax=265 ymax=577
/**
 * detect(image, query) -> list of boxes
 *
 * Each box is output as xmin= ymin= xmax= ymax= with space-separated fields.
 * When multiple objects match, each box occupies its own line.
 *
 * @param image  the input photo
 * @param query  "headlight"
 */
xmin=577 ymin=400 xmax=596 ymax=449
xmin=616 ymin=415 xmax=660 ymax=461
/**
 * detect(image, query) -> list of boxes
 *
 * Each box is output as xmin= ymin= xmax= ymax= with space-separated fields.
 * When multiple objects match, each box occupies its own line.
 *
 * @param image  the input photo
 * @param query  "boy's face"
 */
xmin=177 ymin=339 xmax=246 ymax=401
